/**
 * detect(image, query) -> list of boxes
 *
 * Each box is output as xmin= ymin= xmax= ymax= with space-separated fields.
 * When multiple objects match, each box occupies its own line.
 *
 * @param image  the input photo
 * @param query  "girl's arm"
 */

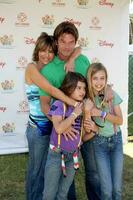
xmin=84 ymin=98 xmax=94 ymax=120
xmin=52 ymin=103 xmax=83 ymax=135
xmin=91 ymin=104 xmax=123 ymax=125
xmin=64 ymin=46 xmax=81 ymax=72
xmin=25 ymin=63 xmax=76 ymax=106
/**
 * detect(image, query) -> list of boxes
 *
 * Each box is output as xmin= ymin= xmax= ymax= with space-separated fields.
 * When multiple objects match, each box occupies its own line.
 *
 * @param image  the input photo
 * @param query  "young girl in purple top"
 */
xmin=43 ymin=72 xmax=87 ymax=200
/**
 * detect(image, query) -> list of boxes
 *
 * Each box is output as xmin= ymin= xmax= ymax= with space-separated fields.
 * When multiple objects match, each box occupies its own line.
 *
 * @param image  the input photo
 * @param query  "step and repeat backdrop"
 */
xmin=0 ymin=0 xmax=129 ymax=154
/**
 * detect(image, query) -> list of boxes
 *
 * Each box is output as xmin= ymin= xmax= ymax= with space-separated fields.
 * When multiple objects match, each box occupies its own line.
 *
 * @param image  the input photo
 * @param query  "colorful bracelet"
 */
xmin=100 ymin=111 xmax=107 ymax=119
xmin=71 ymin=112 xmax=78 ymax=118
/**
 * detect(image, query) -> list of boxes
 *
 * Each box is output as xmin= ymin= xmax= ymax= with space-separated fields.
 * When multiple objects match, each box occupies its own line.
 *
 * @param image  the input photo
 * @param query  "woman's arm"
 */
xmin=52 ymin=103 xmax=83 ymax=135
xmin=25 ymin=63 xmax=76 ymax=106
xmin=40 ymin=96 xmax=52 ymax=121
xmin=105 ymin=105 xmax=123 ymax=125
xmin=64 ymin=46 xmax=81 ymax=72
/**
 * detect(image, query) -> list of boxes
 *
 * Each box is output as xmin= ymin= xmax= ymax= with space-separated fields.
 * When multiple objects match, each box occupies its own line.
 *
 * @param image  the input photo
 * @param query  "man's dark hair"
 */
xmin=53 ymin=21 xmax=79 ymax=43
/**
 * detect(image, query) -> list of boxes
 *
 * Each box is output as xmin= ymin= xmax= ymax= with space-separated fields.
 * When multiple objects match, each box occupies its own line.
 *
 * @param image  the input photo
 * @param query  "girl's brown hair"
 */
xmin=32 ymin=32 xmax=57 ymax=62
xmin=60 ymin=72 xmax=87 ymax=98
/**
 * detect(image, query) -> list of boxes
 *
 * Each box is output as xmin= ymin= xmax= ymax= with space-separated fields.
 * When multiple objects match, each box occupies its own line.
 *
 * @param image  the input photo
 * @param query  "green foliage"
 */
xmin=128 ymin=55 xmax=133 ymax=136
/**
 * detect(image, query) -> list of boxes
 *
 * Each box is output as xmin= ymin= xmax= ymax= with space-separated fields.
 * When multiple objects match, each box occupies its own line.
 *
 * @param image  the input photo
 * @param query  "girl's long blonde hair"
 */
xmin=87 ymin=63 xmax=108 ymax=105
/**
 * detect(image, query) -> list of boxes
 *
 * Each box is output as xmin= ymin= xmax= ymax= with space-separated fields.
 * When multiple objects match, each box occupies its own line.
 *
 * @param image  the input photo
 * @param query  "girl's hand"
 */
xmin=83 ymin=119 xmax=91 ymax=133
xmin=84 ymin=119 xmax=98 ymax=133
xmin=73 ymin=102 xmax=83 ymax=117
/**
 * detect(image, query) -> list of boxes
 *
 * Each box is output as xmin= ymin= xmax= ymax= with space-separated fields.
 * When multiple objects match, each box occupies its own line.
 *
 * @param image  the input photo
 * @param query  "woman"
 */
xmin=25 ymin=32 xmax=81 ymax=200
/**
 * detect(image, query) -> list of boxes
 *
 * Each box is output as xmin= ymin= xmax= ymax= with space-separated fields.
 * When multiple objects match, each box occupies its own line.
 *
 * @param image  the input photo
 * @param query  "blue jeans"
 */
xmin=25 ymin=123 xmax=50 ymax=200
xmin=81 ymin=139 xmax=101 ymax=200
xmin=43 ymin=148 xmax=76 ymax=200
xmin=92 ymin=131 xmax=123 ymax=200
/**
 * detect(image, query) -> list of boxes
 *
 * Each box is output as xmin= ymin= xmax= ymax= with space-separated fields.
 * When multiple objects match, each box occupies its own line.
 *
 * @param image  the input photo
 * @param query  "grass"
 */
xmin=0 ymin=143 xmax=133 ymax=200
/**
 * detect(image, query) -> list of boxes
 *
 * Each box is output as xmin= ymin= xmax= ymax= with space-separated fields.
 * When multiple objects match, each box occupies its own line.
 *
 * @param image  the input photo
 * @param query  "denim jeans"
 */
xmin=81 ymin=139 xmax=101 ymax=200
xmin=25 ymin=123 xmax=50 ymax=200
xmin=43 ymin=148 xmax=76 ymax=200
xmin=92 ymin=131 xmax=123 ymax=200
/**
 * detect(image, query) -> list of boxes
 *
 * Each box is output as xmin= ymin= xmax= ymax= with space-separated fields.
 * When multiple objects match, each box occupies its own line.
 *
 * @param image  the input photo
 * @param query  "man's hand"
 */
xmin=84 ymin=98 xmax=94 ymax=112
xmin=105 ymin=84 xmax=113 ymax=102
xmin=91 ymin=107 xmax=101 ymax=117
xmin=63 ymin=126 xmax=79 ymax=141
xmin=64 ymin=60 xmax=74 ymax=73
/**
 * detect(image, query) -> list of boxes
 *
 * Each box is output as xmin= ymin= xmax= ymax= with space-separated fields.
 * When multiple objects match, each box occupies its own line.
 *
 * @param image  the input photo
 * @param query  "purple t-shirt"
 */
xmin=48 ymin=100 xmax=82 ymax=152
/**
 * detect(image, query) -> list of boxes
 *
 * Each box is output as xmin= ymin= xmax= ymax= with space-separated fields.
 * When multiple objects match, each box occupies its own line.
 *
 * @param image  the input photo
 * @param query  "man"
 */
xmin=39 ymin=21 xmax=101 ymax=200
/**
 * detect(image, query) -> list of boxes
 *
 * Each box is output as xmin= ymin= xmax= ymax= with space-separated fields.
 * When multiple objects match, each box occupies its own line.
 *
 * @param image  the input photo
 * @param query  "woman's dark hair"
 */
xmin=32 ymin=32 xmax=57 ymax=62
xmin=60 ymin=72 xmax=87 ymax=97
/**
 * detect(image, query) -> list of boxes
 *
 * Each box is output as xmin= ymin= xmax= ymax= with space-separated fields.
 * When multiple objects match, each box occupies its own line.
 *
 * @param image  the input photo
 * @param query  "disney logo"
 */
xmin=98 ymin=40 xmax=114 ymax=48
xmin=99 ymin=0 xmax=114 ymax=8
xmin=24 ymin=37 xmax=36 ymax=45
xmin=65 ymin=18 xmax=81 ymax=27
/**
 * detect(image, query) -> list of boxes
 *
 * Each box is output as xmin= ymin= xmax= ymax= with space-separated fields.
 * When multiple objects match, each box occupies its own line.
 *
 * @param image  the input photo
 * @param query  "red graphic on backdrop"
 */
xmin=24 ymin=37 xmax=36 ymax=45
xmin=0 ymin=17 xmax=5 ymax=23
xmin=98 ymin=40 xmax=114 ymax=48
xmin=64 ymin=18 xmax=81 ymax=27
xmin=0 ymin=107 xmax=6 ymax=112
xmin=0 ymin=61 xmax=6 ymax=68
xmin=99 ymin=0 xmax=114 ymax=8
